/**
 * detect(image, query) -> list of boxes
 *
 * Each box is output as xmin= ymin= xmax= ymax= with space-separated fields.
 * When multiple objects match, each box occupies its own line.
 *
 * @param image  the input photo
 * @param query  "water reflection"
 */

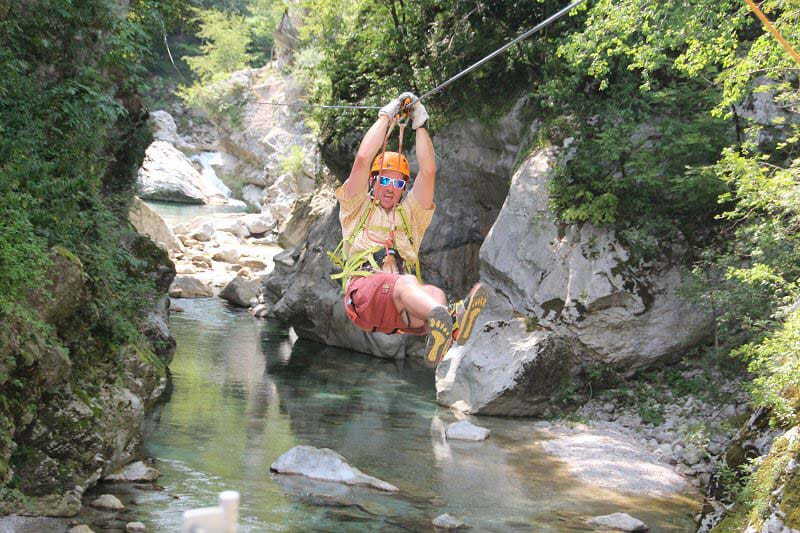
xmin=131 ymin=298 xmax=698 ymax=532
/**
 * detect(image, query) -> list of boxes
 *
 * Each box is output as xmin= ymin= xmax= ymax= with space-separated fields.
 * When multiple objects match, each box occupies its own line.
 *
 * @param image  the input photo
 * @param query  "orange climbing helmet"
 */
xmin=371 ymin=151 xmax=410 ymax=178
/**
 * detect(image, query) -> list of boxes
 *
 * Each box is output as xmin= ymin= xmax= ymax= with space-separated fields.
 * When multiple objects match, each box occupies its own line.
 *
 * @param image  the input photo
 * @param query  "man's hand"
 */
xmin=410 ymin=100 xmax=429 ymax=130
xmin=379 ymin=97 xmax=402 ymax=119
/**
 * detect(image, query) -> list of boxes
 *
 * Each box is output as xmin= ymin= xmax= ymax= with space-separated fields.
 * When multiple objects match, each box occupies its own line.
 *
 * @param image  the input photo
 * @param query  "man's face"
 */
xmin=373 ymin=169 xmax=407 ymax=210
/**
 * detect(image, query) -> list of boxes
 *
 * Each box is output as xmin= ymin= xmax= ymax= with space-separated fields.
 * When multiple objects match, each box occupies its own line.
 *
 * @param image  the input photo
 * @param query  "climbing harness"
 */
xmin=253 ymin=0 xmax=587 ymax=109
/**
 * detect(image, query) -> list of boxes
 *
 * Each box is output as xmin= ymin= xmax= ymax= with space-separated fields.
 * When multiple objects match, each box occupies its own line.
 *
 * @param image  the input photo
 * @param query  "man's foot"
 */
xmin=450 ymin=283 xmax=488 ymax=346
xmin=425 ymin=306 xmax=454 ymax=367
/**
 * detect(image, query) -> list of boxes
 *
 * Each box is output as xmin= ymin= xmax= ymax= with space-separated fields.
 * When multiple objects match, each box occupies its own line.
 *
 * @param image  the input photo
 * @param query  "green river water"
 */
xmin=85 ymin=297 xmax=700 ymax=532
xmin=74 ymin=201 xmax=702 ymax=532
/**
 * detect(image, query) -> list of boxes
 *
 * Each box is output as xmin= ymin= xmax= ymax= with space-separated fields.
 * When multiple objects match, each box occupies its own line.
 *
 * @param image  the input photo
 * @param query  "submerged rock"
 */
xmin=125 ymin=522 xmax=146 ymax=533
xmin=445 ymin=421 xmax=490 ymax=441
xmin=270 ymin=445 xmax=399 ymax=492
xmin=587 ymin=512 xmax=648 ymax=532
xmin=433 ymin=513 xmax=468 ymax=529
xmin=539 ymin=426 xmax=692 ymax=497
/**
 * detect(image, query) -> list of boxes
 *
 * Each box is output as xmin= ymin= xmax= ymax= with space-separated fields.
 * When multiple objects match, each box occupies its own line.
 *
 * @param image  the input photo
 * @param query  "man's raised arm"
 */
xmin=409 ymin=101 xmax=435 ymax=210
xmin=342 ymin=97 xmax=403 ymax=198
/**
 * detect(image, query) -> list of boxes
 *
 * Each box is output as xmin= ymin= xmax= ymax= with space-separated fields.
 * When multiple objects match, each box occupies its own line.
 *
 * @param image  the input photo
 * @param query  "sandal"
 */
xmin=425 ymin=306 xmax=454 ymax=367
xmin=452 ymin=283 xmax=488 ymax=346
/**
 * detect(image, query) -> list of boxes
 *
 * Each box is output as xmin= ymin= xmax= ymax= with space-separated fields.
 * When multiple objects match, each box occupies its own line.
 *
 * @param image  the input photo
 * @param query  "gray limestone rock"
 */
xmin=270 ymin=445 xmax=399 ymax=492
xmin=587 ymin=512 xmax=648 ymax=532
xmin=125 ymin=522 xmax=146 ymax=533
xmin=128 ymin=197 xmax=183 ymax=253
xmin=136 ymin=141 xmax=208 ymax=204
xmin=104 ymin=460 xmax=160 ymax=483
xmin=169 ymin=275 xmax=213 ymax=298
xmin=436 ymin=304 xmax=583 ymax=416
xmin=480 ymin=148 xmax=712 ymax=370
xmin=220 ymin=276 xmax=261 ymax=308
xmin=90 ymin=494 xmax=125 ymax=510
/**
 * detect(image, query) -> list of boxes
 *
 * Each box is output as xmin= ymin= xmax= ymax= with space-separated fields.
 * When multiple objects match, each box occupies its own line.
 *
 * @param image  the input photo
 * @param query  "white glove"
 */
xmin=379 ymin=97 xmax=401 ymax=119
xmin=410 ymin=100 xmax=429 ymax=130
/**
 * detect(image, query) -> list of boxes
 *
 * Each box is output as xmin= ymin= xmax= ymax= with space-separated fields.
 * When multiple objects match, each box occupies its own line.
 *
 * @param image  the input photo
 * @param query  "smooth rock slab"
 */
xmin=125 ymin=522 xmax=146 ymax=532
xmin=445 ymin=421 xmax=490 ymax=441
xmin=104 ymin=460 xmax=160 ymax=483
xmin=270 ymin=445 xmax=399 ymax=492
xmin=587 ymin=512 xmax=648 ymax=531
xmin=69 ymin=526 xmax=96 ymax=533
xmin=433 ymin=513 xmax=468 ymax=529
xmin=540 ymin=426 xmax=692 ymax=497
xmin=90 ymin=494 xmax=125 ymax=510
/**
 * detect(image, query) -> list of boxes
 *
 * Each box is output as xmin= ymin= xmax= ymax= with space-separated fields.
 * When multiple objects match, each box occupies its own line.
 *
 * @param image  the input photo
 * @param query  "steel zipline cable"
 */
xmin=253 ymin=0 xmax=587 ymax=110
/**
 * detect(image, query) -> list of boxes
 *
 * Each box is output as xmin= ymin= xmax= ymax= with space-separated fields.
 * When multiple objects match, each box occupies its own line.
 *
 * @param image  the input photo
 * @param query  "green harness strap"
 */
xmin=328 ymin=201 xmax=423 ymax=291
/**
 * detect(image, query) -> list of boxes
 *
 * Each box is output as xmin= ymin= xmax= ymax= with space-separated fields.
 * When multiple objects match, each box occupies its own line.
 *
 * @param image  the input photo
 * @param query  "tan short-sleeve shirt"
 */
xmin=335 ymin=184 xmax=435 ymax=264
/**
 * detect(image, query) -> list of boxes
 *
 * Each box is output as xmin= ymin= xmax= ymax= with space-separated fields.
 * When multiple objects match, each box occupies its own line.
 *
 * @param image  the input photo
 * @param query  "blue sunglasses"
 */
xmin=378 ymin=175 xmax=407 ymax=189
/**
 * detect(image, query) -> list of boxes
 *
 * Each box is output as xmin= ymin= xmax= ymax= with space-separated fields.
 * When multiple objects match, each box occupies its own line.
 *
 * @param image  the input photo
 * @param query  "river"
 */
xmin=87 ymin=202 xmax=701 ymax=532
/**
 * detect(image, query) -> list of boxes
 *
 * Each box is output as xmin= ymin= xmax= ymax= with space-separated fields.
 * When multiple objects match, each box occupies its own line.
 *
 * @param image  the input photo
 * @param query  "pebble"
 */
xmin=126 ymin=522 xmax=146 ymax=533
xmin=69 ymin=527 xmax=95 ymax=533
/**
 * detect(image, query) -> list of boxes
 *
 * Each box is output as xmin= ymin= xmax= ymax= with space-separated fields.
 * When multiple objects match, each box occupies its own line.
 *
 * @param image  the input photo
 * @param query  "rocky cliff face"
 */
xmin=436 ymin=147 xmax=712 ymax=416
xmin=0 ymin=237 xmax=175 ymax=516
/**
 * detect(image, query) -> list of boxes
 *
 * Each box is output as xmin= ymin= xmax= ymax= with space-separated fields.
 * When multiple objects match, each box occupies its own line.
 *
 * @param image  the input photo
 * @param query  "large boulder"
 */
xmin=219 ymin=275 xmax=260 ymax=308
xmin=137 ymin=141 xmax=208 ymax=204
xmin=128 ymin=197 xmax=182 ymax=252
xmin=436 ymin=148 xmax=712 ymax=416
xmin=480 ymin=148 xmax=710 ymax=367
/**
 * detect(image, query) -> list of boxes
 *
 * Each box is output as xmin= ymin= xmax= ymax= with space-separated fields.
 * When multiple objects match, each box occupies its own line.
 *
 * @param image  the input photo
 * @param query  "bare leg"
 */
xmin=392 ymin=275 xmax=446 ymax=328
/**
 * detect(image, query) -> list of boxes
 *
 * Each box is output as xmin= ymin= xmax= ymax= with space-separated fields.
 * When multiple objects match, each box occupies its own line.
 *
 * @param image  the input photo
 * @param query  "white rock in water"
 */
xmin=445 ymin=420 xmax=490 ymax=441
xmin=432 ymin=513 xmax=467 ymax=529
xmin=69 ymin=526 xmax=96 ymax=533
xmin=587 ymin=512 xmax=648 ymax=531
xmin=125 ymin=522 xmax=146 ymax=532
xmin=90 ymin=494 xmax=125 ymax=510
xmin=270 ymin=445 xmax=399 ymax=492
xmin=104 ymin=460 xmax=160 ymax=483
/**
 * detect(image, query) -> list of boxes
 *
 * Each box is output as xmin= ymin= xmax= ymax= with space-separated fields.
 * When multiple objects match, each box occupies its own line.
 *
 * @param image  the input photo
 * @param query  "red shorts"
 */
xmin=343 ymin=273 xmax=427 ymax=335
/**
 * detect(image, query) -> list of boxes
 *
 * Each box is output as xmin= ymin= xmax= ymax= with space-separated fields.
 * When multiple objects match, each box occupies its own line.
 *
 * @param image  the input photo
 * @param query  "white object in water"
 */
xmin=181 ymin=490 xmax=239 ymax=533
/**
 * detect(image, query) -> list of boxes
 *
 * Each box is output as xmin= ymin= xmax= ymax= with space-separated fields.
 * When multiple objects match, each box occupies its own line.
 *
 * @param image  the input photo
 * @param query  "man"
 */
xmin=333 ymin=92 xmax=487 ymax=366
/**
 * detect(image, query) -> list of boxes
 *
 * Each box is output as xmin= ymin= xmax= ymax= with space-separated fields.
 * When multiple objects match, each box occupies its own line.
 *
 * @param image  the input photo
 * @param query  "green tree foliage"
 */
xmin=0 ymin=0 xmax=183 ymax=495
